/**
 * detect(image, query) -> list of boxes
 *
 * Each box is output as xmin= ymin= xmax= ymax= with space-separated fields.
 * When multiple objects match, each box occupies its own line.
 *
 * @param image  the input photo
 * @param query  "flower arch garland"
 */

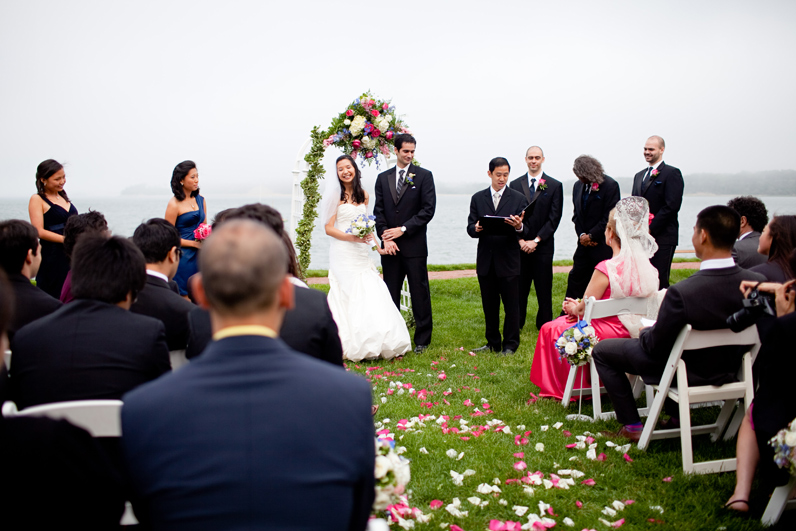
xmin=295 ymin=92 xmax=412 ymax=277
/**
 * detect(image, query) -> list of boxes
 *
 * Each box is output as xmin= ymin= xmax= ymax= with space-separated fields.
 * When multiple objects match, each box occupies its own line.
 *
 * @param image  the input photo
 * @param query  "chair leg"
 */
xmin=638 ymin=386 xmax=666 ymax=451
xmin=590 ymin=361 xmax=603 ymax=420
xmin=762 ymin=476 xmax=796 ymax=527
xmin=677 ymin=361 xmax=694 ymax=474
xmin=724 ymin=405 xmax=745 ymax=441
xmin=561 ymin=365 xmax=578 ymax=406
xmin=712 ymin=399 xmax=738 ymax=442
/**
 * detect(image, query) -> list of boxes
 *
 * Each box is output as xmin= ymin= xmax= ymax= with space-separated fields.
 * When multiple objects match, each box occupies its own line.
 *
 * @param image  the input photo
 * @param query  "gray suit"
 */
xmin=732 ymin=231 xmax=767 ymax=269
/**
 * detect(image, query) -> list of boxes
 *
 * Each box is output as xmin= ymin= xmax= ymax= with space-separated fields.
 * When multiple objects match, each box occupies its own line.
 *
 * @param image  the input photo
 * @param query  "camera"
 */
xmin=726 ymin=288 xmax=777 ymax=332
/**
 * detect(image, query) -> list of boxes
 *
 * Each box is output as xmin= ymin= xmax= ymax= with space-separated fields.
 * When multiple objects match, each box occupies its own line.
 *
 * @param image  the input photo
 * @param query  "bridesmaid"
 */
xmin=165 ymin=160 xmax=207 ymax=296
xmin=28 ymin=159 xmax=78 ymax=298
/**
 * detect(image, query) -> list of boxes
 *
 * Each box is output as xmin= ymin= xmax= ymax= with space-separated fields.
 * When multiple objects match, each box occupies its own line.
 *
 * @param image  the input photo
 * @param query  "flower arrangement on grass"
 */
xmin=555 ymin=321 xmax=599 ymax=367
xmin=346 ymin=213 xmax=378 ymax=251
xmin=770 ymin=416 xmax=796 ymax=476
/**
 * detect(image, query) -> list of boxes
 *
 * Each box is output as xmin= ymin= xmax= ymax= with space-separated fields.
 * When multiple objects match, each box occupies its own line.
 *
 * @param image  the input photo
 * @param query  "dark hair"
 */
xmin=170 ymin=160 xmax=199 ymax=201
xmin=35 ymin=159 xmax=69 ymax=202
xmin=132 ymin=218 xmax=181 ymax=263
xmin=489 ymin=157 xmax=511 ymax=173
xmin=211 ymin=208 xmax=236 ymax=229
xmin=727 ymin=196 xmax=769 ymax=233
xmin=71 ymin=235 xmax=146 ymax=304
xmin=63 ymin=211 xmax=108 ymax=260
xmin=0 ymin=220 xmax=40 ymax=275
xmin=336 ymin=155 xmax=366 ymax=205
xmin=695 ymin=205 xmax=740 ymax=251
xmin=0 ymin=270 xmax=13 ymax=337
xmin=766 ymin=215 xmax=796 ymax=279
xmin=573 ymin=155 xmax=605 ymax=184
xmin=790 ymin=249 xmax=796 ymax=279
xmin=394 ymin=134 xmax=416 ymax=151
xmin=223 ymin=204 xmax=301 ymax=277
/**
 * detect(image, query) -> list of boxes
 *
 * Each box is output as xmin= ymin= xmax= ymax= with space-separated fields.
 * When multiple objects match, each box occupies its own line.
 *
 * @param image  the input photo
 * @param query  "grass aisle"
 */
xmin=314 ymin=271 xmax=782 ymax=530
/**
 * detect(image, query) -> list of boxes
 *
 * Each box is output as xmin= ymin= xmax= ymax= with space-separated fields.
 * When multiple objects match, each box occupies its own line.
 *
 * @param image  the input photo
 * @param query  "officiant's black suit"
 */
xmin=592 ymin=265 xmax=765 ymax=425
xmin=374 ymin=164 xmax=436 ymax=347
xmin=632 ymin=161 xmax=684 ymax=288
xmin=130 ymin=274 xmax=196 ymax=351
xmin=467 ymin=187 xmax=529 ymax=352
xmin=509 ymin=173 xmax=563 ymax=329
xmin=564 ymin=176 xmax=621 ymax=301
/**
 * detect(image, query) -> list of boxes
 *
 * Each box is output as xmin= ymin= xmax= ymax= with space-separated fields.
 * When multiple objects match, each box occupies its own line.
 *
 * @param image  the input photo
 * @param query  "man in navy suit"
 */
xmin=631 ymin=136 xmax=684 ymax=288
xmin=509 ymin=146 xmax=563 ymax=329
xmin=467 ymin=157 xmax=528 ymax=355
xmin=374 ymin=134 xmax=436 ymax=352
xmin=122 ymin=220 xmax=374 ymax=530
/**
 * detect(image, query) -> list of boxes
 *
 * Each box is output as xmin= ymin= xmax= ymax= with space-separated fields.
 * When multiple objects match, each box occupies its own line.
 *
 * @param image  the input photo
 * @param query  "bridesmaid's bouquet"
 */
xmin=770 ymin=417 xmax=796 ymax=476
xmin=193 ymin=223 xmax=212 ymax=241
xmin=346 ymin=213 xmax=378 ymax=251
xmin=556 ymin=321 xmax=599 ymax=367
xmin=373 ymin=438 xmax=411 ymax=512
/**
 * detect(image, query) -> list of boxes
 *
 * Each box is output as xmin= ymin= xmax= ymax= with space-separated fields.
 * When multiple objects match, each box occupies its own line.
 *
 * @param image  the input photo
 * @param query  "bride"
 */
xmin=321 ymin=155 xmax=411 ymax=362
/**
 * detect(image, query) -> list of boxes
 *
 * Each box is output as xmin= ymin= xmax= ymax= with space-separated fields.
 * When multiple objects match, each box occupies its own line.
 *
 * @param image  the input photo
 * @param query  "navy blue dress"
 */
xmin=173 ymin=196 xmax=204 ymax=296
xmin=37 ymin=197 xmax=78 ymax=299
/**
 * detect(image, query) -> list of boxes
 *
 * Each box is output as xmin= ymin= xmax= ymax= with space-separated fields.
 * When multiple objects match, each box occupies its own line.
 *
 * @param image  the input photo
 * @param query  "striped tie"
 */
xmin=397 ymin=170 xmax=405 ymax=196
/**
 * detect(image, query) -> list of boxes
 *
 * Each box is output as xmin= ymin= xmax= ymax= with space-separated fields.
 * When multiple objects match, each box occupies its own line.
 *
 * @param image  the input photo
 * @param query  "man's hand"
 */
xmin=775 ymin=279 xmax=796 ymax=317
xmin=519 ymin=239 xmax=537 ymax=254
xmin=382 ymin=240 xmax=399 ymax=255
xmin=579 ymin=233 xmax=591 ymax=246
xmin=505 ymin=212 xmax=525 ymax=230
xmin=382 ymin=227 xmax=404 ymax=241
xmin=474 ymin=221 xmax=483 ymax=233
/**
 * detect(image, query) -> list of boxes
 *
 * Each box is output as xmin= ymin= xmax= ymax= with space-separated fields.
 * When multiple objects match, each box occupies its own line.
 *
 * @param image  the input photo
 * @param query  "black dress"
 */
xmin=36 ymin=196 xmax=77 ymax=299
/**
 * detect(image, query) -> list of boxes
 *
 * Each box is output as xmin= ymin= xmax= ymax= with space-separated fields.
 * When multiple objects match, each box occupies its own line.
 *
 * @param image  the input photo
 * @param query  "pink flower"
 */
xmin=382 ymin=103 xmax=389 ymax=110
xmin=429 ymin=500 xmax=443 ymax=510
xmin=539 ymin=178 xmax=546 ymax=185
xmin=648 ymin=213 xmax=655 ymax=224
xmin=371 ymin=110 xmax=380 ymax=117
xmin=597 ymin=453 xmax=607 ymax=461
xmin=591 ymin=182 xmax=600 ymax=191
xmin=563 ymin=430 xmax=572 ymax=437
xmin=351 ymin=151 xmax=357 ymax=159
xmin=651 ymin=169 xmax=660 ymax=177
xmin=352 ymin=140 xmax=361 ymax=149
xmin=386 ymin=131 xmax=394 ymax=140
xmin=368 ymin=99 xmax=375 ymax=106
xmin=365 ymin=151 xmax=373 ymax=159
xmin=194 ymin=223 xmax=212 ymax=241
xmin=489 ymin=521 xmax=506 ymax=531
xmin=372 ymin=128 xmax=381 ymax=138
xmin=438 ymin=373 xmax=447 ymax=381
xmin=345 ymin=109 xmax=354 ymax=117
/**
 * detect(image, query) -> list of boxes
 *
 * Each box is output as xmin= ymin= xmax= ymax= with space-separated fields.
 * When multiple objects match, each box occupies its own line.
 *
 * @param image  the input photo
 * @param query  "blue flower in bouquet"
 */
xmin=555 ymin=321 xmax=599 ymax=367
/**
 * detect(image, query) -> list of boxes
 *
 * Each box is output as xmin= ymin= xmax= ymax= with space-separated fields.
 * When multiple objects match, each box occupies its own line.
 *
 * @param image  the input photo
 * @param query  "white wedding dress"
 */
xmin=327 ymin=203 xmax=411 ymax=362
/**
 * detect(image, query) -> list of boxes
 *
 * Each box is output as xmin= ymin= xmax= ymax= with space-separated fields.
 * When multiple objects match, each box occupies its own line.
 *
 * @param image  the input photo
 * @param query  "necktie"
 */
xmin=642 ymin=167 xmax=653 ymax=188
xmin=530 ymin=178 xmax=536 ymax=195
xmin=397 ymin=170 xmax=405 ymax=196
xmin=493 ymin=192 xmax=500 ymax=210
xmin=582 ymin=184 xmax=590 ymax=210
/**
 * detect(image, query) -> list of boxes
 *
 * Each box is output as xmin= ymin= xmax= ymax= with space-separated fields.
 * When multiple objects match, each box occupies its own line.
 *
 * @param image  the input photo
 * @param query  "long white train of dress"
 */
xmin=327 ymin=204 xmax=411 ymax=362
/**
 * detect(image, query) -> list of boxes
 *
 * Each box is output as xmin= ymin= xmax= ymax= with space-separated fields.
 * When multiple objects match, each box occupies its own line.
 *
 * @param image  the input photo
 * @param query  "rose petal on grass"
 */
xmin=430 ymin=500 xmax=444 ymax=509
xmin=581 ymin=478 xmax=596 ymax=486
xmin=623 ymin=453 xmax=633 ymax=463
xmin=576 ymin=500 xmax=583 ymax=508
xmin=535 ymin=443 xmax=545 ymax=452
xmin=597 ymin=453 xmax=607 ymax=461
xmin=513 ymin=452 xmax=524 ymax=458
xmin=450 ymin=526 xmax=465 ymax=531
xmin=662 ymin=477 xmax=672 ymax=482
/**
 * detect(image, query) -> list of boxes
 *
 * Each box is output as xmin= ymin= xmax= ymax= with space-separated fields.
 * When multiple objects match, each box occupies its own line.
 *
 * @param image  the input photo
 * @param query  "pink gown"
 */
xmin=529 ymin=260 xmax=630 ymax=400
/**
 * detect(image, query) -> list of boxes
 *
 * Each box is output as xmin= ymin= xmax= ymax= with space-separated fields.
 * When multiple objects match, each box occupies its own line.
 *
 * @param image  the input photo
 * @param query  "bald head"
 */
xmin=199 ymin=220 xmax=287 ymax=317
xmin=647 ymin=135 xmax=665 ymax=149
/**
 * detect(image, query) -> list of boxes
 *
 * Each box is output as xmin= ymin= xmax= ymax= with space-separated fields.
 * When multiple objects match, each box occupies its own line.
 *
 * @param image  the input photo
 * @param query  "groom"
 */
xmin=374 ymin=133 xmax=436 ymax=353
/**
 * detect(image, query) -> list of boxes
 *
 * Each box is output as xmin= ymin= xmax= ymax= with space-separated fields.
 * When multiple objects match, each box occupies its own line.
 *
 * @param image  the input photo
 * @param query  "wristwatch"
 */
xmin=533 ymin=237 xmax=541 ymax=244
xmin=400 ymin=226 xmax=406 ymax=233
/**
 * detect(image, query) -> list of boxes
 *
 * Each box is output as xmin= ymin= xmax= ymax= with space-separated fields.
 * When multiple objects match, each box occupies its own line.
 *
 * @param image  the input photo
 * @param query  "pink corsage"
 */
xmin=538 ymin=178 xmax=548 ymax=190
xmin=591 ymin=182 xmax=600 ymax=192
xmin=648 ymin=213 xmax=655 ymax=225
xmin=194 ymin=223 xmax=212 ymax=241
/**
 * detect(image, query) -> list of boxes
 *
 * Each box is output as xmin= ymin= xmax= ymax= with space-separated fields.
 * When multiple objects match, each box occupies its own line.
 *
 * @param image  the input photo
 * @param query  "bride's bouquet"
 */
xmin=373 ymin=438 xmax=411 ymax=511
xmin=346 ymin=213 xmax=379 ymax=251
xmin=770 ymin=417 xmax=796 ymax=476
xmin=556 ymin=321 xmax=599 ymax=367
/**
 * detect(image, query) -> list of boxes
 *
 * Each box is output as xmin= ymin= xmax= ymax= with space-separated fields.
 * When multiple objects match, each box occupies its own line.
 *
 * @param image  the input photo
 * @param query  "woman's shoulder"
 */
xmin=595 ymin=260 xmax=610 ymax=273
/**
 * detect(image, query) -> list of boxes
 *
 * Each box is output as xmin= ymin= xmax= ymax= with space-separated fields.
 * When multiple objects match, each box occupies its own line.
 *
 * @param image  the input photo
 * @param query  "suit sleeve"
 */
xmin=349 ymin=382 xmax=376 ymax=531
xmin=402 ymin=170 xmax=436 ymax=236
xmin=150 ymin=323 xmax=172 ymax=375
xmin=467 ymin=195 xmax=481 ymax=239
xmin=639 ymin=284 xmax=686 ymax=360
xmin=648 ymin=167 xmax=684 ymax=238
xmin=537 ymin=182 xmax=563 ymax=242
xmin=515 ymin=197 xmax=531 ymax=239
xmin=572 ymin=186 xmax=582 ymax=236
xmin=587 ymin=180 xmax=620 ymax=240
xmin=373 ymin=175 xmax=388 ymax=240
xmin=322 ymin=303 xmax=344 ymax=367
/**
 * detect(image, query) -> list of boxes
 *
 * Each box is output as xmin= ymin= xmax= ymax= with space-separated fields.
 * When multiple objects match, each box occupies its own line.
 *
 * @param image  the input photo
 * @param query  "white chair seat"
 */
xmin=762 ymin=476 xmax=796 ymax=527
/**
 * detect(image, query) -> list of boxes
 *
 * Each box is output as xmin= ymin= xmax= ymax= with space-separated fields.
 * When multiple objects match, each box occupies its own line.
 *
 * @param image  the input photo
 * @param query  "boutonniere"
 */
xmin=538 ymin=178 xmax=548 ymax=191
xmin=648 ymin=213 xmax=655 ymax=225
xmin=406 ymin=173 xmax=416 ymax=188
xmin=651 ymin=169 xmax=660 ymax=178
xmin=590 ymin=182 xmax=600 ymax=192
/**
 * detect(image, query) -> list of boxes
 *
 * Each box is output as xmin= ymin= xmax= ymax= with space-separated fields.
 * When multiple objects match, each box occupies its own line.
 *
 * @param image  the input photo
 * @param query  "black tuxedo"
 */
xmin=732 ymin=232 xmax=767 ymax=269
xmin=374 ymin=164 xmax=436 ymax=347
xmin=632 ymin=161 xmax=684 ymax=288
xmin=130 ymin=274 xmax=196 ymax=350
xmin=565 ymin=175 xmax=621 ymax=301
xmin=6 ymin=273 xmax=61 ymax=340
xmin=467 ymin=187 xmax=529 ymax=352
xmin=186 ymin=286 xmax=344 ymax=366
xmin=9 ymin=299 xmax=171 ymax=410
xmin=509 ymin=172 xmax=563 ymax=329
xmin=593 ymin=265 xmax=765 ymax=425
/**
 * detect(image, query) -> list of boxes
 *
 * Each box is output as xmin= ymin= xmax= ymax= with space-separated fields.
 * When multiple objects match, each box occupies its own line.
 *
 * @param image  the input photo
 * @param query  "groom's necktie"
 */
xmin=397 ymin=170 xmax=405 ymax=196
xmin=530 ymin=178 xmax=536 ymax=195
xmin=642 ymin=167 xmax=653 ymax=188
xmin=493 ymin=192 xmax=500 ymax=210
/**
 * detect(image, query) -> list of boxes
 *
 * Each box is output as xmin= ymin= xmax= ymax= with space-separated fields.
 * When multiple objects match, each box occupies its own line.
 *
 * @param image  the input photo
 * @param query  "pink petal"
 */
xmin=513 ymin=452 xmax=524 ymax=458
xmin=450 ymin=526 xmax=465 ymax=531
xmin=439 ymin=374 xmax=447 ymax=380
xmin=585 ymin=436 xmax=595 ymax=445
xmin=581 ymin=478 xmax=596 ymax=486
xmin=489 ymin=521 xmax=507 ymax=531
xmin=662 ymin=476 xmax=672 ymax=482
xmin=463 ymin=399 xmax=475 ymax=406
xmin=563 ymin=430 xmax=572 ymax=437
xmin=624 ymin=500 xmax=635 ymax=505
xmin=547 ymin=506 xmax=557 ymax=516
xmin=597 ymin=453 xmax=607 ymax=461
xmin=611 ymin=519 xmax=625 ymax=528
xmin=576 ymin=500 xmax=583 ymax=508
xmin=566 ymin=443 xmax=578 ymax=449
xmin=460 ymin=436 xmax=470 ymax=441
xmin=429 ymin=499 xmax=443 ymax=509
xmin=444 ymin=399 xmax=451 ymax=405
xmin=513 ymin=461 xmax=527 ymax=471
xmin=623 ymin=453 xmax=633 ymax=462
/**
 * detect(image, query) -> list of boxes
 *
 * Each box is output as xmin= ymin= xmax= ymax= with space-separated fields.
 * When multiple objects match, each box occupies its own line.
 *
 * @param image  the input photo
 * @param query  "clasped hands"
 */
xmin=562 ymin=297 xmax=584 ymax=322
xmin=579 ymin=233 xmax=598 ymax=247
xmin=380 ymin=227 xmax=405 ymax=256
xmin=739 ymin=279 xmax=796 ymax=317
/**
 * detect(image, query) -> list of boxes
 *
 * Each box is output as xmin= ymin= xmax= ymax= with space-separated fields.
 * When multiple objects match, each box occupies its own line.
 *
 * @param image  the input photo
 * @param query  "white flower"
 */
xmin=573 ymin=329 xmax=584 ymax=340
xmin=565 ymin=342 xmax=578 ymax=355
xmin=373 ymin=487 xmax=393 ymax=510
xmin=362 ymin=136 xmax=377 ymax=150
xmin=554 ymin=422 xmax=563 ymax=429
xmin=556 ymin=337 xmax=567 ymax=347
xmin=349 ymin=115 xmax=366 ymax=136
xmin=374 ymin=455 xmax=391 ymax=479
xmin=612 ymin=500 xmax=626 ymax=511
xmin=583 ymin=326 xmax=596 ymax=336
xmin=344 ymin=119 xmax=351 ymax=126
xmin=785 ymin=430 xmax=796 ymax=447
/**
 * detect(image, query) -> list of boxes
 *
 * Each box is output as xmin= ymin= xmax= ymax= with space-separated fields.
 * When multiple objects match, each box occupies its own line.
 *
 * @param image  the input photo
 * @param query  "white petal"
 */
xmin=563 ymin=517 xmax=574 ymax=527
xmin=513 ymin=505 xmax=529 ymax=516
xmin=419 ymin=447 xmax=429 ymax=454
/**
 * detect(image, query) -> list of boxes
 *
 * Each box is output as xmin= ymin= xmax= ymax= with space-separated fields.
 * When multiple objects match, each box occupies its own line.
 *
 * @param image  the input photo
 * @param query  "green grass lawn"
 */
xmin=313 ymin=269 xmax=789 ymax=530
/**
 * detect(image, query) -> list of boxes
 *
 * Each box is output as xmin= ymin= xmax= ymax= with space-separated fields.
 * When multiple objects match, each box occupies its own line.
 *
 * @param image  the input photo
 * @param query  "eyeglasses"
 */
xmin=176 ymin=248 xmax=183 ymax=259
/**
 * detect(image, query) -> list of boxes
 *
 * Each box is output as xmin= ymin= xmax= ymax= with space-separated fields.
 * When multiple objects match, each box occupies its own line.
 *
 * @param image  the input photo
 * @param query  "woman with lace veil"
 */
xmin=529 ymin=196 xmax=661 ymax=400
xmin=321 ymin=155 xmax=411 ymax=362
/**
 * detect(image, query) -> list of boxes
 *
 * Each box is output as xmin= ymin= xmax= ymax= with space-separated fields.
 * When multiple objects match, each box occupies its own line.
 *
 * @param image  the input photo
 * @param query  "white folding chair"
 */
xmin=762 ymin=476 xmax=796 ymax=527
xmin=4 ymin=349 xmax=10 ymax=370
xmin=169 ymin=349 xmax=189 ymax=371
xmin=637 ymin=325 xmax=761 ymax=474
xmin=561 ymin=296 xmax=653 ymax=420
xmin=1 ymin=399 xmax=138 ymax=525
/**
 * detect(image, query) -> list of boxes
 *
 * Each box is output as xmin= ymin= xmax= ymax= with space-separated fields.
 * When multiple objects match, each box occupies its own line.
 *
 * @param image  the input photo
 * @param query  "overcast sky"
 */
xmin=1 ymin=0 xmax=795 ymax=199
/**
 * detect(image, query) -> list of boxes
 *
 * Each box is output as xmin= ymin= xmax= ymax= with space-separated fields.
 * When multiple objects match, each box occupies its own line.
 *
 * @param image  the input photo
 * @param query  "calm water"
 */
xmin=2 ymin=194 xmax=794 ymax=270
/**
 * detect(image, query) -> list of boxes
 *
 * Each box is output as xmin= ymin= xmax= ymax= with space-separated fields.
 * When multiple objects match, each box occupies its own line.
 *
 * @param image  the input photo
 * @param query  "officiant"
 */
xmin=467 ymin=157 xmax=529 ymax=356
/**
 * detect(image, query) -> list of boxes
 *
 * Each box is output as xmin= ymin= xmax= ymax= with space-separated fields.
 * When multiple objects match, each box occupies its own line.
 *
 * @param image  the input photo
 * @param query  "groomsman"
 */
xmin=509 ymin=146 xmax=563 ymax=329
xmin=467 ymin=157 xmax=528 ymax=356
xmin=631 ymin=136 xmax=684 ymax=288
xmin=374 ymin=134 xmax=436 ymax=353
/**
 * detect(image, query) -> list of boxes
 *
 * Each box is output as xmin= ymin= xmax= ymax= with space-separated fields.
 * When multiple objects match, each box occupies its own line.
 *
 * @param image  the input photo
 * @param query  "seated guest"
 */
xmin=130 ymin=218 xmax=196 ymax=350
xmin=0 ymin=271 xmax=126 ymax=529
xmin=60 ymin=210 xmax=109 ymax=303
xmin=750 ymin=215 xmax=796 ymax=282
xmin=10 ymin=235 xmax=170 ymax=410
xmin=593 ymin=206 xmax=765 ymax=442
xmin=0 ymin=220 xmax=61 ymax=339
xmin=529 ymin=197 xmax=660 ymax=400
xmin=122 ymin=220 xmax=374 ymax=530
xmin=727 ymin=196 xmax=769 ymax=269
xmin=187 ymin=204 xmax=343 ymax=366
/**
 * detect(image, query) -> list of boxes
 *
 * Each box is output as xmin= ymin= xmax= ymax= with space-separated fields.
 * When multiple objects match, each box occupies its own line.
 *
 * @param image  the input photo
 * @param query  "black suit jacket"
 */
xmin=467 ymin=187 xmax=529 ymax=277
xmin=6 ymin=273 xmax=62 ymax=340
xmin=122 ymin=335 xmax=374 ymax=530
xmin=9 ymin=299 xmax=171 ymax=410
xmin=572 ymin=175 xmax=621 ymax=243
xmin=187 ymin=287 xmax=344 ymax=366
xmin=509 ymin=172 xmax=563 ymax=253
xmin=639 ymin=265 xmax=765 ymax=385
xmin=631 ymin=161 xmax=684 ymax=246
xmin=373 ymin=164 xmax=436 ymax=257
xmin=130 ymin=274 xmax=196 ymax=350
xmin=732 ymin=232 xmax=767 ymax=269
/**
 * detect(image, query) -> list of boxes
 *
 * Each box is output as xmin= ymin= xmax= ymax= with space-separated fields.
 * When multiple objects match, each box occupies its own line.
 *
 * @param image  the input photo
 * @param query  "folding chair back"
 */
xmin=170 ymin=349 xmax=189 ymax=371
xmin=2 ymin=399 xmax=123 ymax=437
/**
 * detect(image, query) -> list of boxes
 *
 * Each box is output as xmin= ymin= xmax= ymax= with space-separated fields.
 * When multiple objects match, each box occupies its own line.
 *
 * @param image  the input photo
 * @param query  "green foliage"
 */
xmin=295 ymin=126 xmax=327 ymax=279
